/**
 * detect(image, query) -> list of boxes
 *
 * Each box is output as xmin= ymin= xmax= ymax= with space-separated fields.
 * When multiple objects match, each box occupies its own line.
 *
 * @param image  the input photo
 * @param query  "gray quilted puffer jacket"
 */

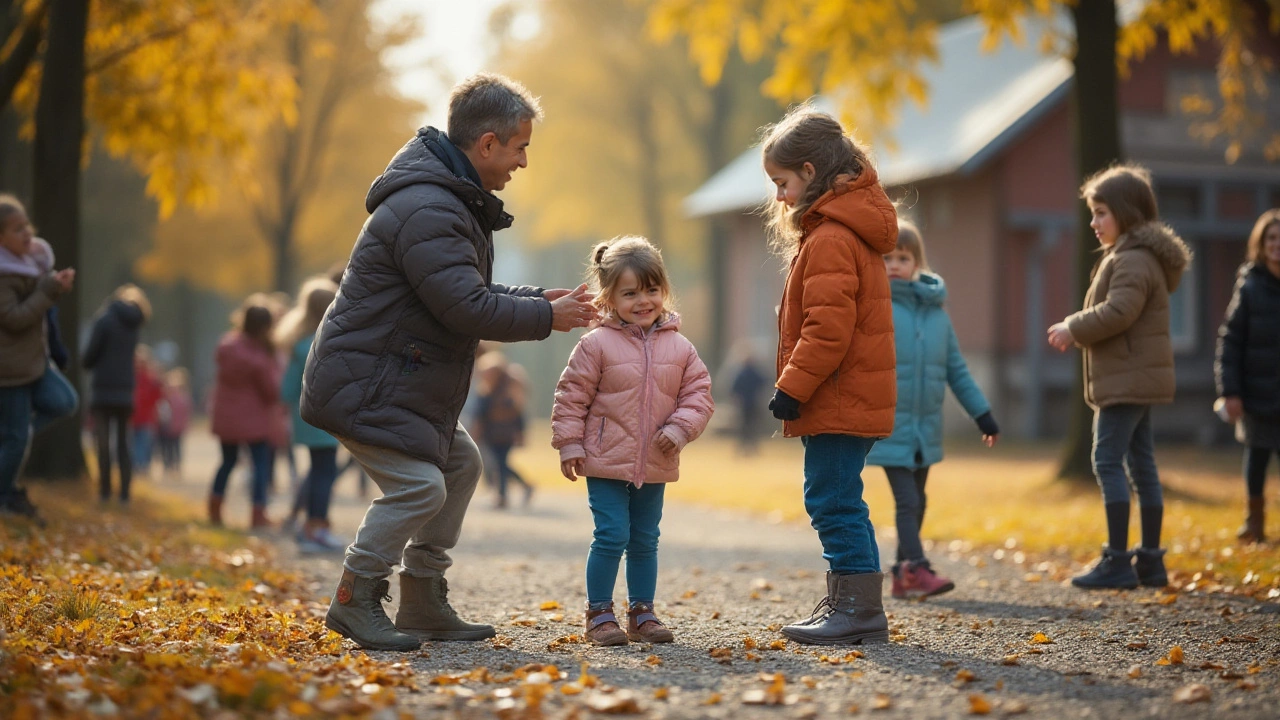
xmin=301 ymin=127 xmax=552 ymax=466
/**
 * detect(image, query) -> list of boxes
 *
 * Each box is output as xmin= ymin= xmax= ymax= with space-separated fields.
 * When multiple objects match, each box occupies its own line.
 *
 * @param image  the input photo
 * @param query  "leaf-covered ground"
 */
xmin=6 ymin=427 xmax=1278 ymax=718
xmin=0 ymin=484 xmax=413 ymax=719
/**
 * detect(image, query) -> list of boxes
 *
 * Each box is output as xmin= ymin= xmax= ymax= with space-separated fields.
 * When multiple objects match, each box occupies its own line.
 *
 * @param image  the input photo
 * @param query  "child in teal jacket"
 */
xmin=866 ymin=220 xmax=999 ymax=599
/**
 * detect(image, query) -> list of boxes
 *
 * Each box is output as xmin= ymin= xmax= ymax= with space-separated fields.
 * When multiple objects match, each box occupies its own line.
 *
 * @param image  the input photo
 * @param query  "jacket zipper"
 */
xmin=635 ymin=328 xmax=653 ymax=485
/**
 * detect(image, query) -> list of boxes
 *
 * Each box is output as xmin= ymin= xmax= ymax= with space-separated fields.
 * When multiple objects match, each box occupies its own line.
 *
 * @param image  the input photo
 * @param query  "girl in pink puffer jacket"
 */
xmin=552 ymin=236 xmax=714 ymax=648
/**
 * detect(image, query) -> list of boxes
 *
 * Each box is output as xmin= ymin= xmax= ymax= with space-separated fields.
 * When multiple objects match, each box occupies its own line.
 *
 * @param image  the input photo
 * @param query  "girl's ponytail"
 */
xmin=591 ymin=240 xmax=611 ymax=266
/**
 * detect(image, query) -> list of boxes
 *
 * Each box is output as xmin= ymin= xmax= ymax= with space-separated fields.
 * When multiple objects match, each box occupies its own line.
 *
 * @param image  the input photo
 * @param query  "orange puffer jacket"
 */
xmin=776 ymin=167 xmax=899 ymax=438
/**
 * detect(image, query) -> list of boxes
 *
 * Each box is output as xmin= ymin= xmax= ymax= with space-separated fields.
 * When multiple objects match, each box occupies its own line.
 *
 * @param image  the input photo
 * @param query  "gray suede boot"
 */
xmin=780 ymin=572 xmax=889 ymax=645
xmin=324 ymin=570 xmax=421 ymax=651
xmin=394 ymin=574 xmax=495 ymax=640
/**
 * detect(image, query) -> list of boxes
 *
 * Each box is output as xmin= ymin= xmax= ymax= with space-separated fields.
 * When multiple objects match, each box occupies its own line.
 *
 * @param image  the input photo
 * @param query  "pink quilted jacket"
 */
xmin=551 ymin=313 xmax=714 ymax=486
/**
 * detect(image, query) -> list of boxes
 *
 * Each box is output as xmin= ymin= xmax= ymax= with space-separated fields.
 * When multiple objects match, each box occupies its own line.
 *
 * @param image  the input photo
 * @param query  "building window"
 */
xmin=1158 ymin=184 xmax=1201 ymax=220
xmin=1169 ymin=253 xmax=1197 ymax=354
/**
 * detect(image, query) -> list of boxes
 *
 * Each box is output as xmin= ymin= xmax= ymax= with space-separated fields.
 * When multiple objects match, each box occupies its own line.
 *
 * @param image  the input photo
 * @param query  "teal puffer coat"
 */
xmin=866 ymin=273 xmax=990 ymax=469
xmin=284 ymin=337 xmax=338 ymax=449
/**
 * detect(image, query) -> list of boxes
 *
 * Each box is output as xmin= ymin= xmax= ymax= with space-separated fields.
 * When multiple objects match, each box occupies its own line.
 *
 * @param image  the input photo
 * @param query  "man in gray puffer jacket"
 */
xmin=302 ymin=74 xmax=597 ymax=651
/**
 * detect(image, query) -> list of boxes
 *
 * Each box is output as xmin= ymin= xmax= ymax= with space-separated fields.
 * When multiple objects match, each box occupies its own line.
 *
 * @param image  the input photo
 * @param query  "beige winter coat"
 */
xmin=1065 ymin=222 xmax=1193 ymax=409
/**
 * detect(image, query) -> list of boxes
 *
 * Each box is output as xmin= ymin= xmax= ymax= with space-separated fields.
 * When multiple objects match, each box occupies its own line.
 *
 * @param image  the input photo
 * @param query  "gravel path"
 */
xmin=211 ymin=474 xmax=1279 ymax=720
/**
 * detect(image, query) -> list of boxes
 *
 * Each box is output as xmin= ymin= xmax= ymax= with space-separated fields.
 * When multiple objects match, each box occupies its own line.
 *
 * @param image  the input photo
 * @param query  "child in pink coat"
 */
xmin=552 ymin=236 xmax=714 ymax=648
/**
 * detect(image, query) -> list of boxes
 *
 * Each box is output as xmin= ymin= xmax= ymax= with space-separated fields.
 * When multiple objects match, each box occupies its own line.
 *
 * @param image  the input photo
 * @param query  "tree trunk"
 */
xmin=633 ymin=87 xmax=664 ymax=248
xmin=272 ymin=208 xmax=297 ymax=292
xmin=25 ymin=0 xmax=89 ymax=481
xmin=1058 ymin=0 xmax=1122 ymax=482
xmin=702 ymin=65 xmax=735 ymax=371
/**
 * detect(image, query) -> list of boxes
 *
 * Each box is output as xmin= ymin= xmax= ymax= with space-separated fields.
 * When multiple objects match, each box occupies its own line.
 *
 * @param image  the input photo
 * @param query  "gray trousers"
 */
xmin=1092 ymin=404 xmax=1163 ymax=508
xmin=883 ymin=466 xmax=930 ymax=563
xmin=340 ymin=423 xmax=483 ymax=579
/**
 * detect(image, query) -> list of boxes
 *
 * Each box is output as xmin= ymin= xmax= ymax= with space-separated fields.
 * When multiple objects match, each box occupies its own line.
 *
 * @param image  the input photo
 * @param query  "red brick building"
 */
xmin=686 ymin=15 xmax=1280 ymax=441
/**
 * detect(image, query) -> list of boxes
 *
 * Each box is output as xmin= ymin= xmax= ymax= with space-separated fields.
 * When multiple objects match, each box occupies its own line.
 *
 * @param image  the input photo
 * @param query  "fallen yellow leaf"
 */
xmin=968 ymin=694 xmax=992 ymax=715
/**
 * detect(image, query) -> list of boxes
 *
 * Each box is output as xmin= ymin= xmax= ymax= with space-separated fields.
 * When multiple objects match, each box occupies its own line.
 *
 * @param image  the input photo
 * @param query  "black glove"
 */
xmin=768 ymin=389 xmax=801 ymax=421
xmin=975 ymin=411 xmax=999 ymax=437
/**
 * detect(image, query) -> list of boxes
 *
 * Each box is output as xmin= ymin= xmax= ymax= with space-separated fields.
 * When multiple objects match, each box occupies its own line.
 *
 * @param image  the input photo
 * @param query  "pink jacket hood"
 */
xmin=551 ymin=312 xmax=714 ymax=486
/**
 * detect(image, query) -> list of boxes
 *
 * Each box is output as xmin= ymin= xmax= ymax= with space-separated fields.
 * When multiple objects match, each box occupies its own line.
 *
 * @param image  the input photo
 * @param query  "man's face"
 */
xmin=471 ymin=119 xmax=533 ymax=193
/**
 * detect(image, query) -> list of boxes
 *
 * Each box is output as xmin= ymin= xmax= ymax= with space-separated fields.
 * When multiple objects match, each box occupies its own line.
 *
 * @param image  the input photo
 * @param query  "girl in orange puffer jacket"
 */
xmin=762 ymin=107 xmax=898 ymax=646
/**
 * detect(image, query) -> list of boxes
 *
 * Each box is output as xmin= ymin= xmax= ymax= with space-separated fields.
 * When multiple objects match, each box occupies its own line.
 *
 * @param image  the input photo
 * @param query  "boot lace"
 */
xmin=435 ymin=578 xmax=461 ymax=621
xmin=369 ymin=580 xmax=398 ymax=629
xmin=806 ymin=595 xmax=836 ymax=621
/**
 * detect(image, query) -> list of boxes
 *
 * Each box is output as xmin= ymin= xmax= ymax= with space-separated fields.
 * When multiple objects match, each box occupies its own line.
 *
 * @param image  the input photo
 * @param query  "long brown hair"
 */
xmin=586 ymin=236 xmax=674 ymax=315
xmin=231 ymin=293 xmax=277 ymax=352
xmin=274 ymin=276 xmax=338 ymax=349
xmin=1080 ymin=163 xmax=1159 ymax=236
xmin=760 ymin=106 xmax=873 ymax=259
xmin=1245 ymin=208 xmax=1280 ymax=264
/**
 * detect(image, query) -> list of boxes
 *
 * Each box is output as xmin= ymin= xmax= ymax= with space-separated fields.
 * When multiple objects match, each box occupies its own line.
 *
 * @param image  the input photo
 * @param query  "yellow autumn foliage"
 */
xmin=647 ymin=0 xmax=1280 ymax=159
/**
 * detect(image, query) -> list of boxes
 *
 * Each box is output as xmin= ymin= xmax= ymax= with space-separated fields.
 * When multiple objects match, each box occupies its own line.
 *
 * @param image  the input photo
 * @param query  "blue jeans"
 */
xmin=0 ymin=364 xmax=79 ymax=496
xmin=210 ymin=441 xmax=273 ymax=506
xmin=585 ymin=478 xmax=665 ymax=606
xmin=803 ymin=434 xmax=880 ymax=574
xmin=1092 ymin=404 xmax=1163 ymax=508
xmin=304 ymin=446 xmax=338 ymax=521
xmin=132 ymin=426 xmax=154 ymax=473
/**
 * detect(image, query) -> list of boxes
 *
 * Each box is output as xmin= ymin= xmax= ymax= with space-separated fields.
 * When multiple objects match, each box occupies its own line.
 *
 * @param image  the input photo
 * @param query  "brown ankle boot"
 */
xmin=780 ymin=572 xmax=889 ymax=645
xmin=251 ymin=505 xmax=271 ymax=529
xmin=584 ymin=603 xmax=628 ymax=646
xmin=207 ymin=495 xmax=223 ymax=526
xmin=1237 ymin=496 xmax=1266 ymax=543
xmin=626 ymin=602 xmax=674 ymax=643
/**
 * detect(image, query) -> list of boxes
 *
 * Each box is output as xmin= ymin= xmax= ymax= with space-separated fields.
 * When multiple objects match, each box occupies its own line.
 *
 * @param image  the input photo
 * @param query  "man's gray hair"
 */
xmin=447 ymin=73 xmax=543 ymax=149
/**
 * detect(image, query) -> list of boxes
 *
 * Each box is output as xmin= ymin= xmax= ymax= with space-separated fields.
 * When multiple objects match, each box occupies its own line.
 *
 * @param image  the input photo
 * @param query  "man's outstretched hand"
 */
xmin=549 ymin=283 xmax=598 ymax=332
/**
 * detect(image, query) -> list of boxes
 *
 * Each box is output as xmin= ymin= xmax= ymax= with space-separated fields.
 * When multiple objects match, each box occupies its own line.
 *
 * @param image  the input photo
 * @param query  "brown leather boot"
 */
xmin=626 ymin=602 xmax=674 ymax=643
xmin=584 ymin=603 xmax=628 ymax=646
xmin=250 ymin=505 xmax=271 ymax=530
xmin=207 ymin=495 xmax=223 ymax=526
xmin=780 ymin=572 xmax=889 ymax=645
xmin=1237 ymin=496 xmax=1266 ymax=543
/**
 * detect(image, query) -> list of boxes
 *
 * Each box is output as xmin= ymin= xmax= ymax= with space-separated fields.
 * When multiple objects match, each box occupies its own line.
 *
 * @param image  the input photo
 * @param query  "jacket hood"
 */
xmin=1115 ymin=222 xmax=1193 ymax=292
xmin=0 ymin=237 xmax=53 ymax=277
xmin=890 ymin=271 xmax=947 ymax=308
xmin=109 ymin=299 xmax=145 ymax=329
xmin=365 ymin=127 xmax=512 ymax=232
xmin=802 ymin=166 xmax=898 ymax=254
xmin=598 ymin=311 xmax=682 ymax=336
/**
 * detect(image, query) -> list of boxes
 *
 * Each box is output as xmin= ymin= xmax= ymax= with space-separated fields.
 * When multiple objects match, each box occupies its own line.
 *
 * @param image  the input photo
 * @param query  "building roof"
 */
xmin=685 ymin=15 xmax=1074 ymax=218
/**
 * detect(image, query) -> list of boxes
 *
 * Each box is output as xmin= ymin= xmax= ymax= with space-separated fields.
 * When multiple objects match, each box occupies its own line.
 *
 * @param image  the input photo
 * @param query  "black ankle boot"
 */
xmin=1133 ymin=547 xmax=1168 ymax=587
xmin=1071 ymin=547 xmax=1138 ymax=590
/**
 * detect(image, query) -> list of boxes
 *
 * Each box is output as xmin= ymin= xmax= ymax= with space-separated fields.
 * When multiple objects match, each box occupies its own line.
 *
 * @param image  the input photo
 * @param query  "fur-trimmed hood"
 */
xmin=1113 ymin=222 xmax=1193 ymax=292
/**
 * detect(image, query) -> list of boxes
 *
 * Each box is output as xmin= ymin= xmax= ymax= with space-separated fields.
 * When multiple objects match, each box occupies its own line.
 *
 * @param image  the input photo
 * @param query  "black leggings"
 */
xmin=94 ymin=406 xmax=133 ymax=501
xmin=1245 ymin=447 xmax=1278 ymax=498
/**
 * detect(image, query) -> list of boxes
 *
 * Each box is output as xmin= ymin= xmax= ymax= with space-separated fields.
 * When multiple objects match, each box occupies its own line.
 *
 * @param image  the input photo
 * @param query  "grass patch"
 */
xmin=513 ymin=423 xmax=1280 ymax=598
